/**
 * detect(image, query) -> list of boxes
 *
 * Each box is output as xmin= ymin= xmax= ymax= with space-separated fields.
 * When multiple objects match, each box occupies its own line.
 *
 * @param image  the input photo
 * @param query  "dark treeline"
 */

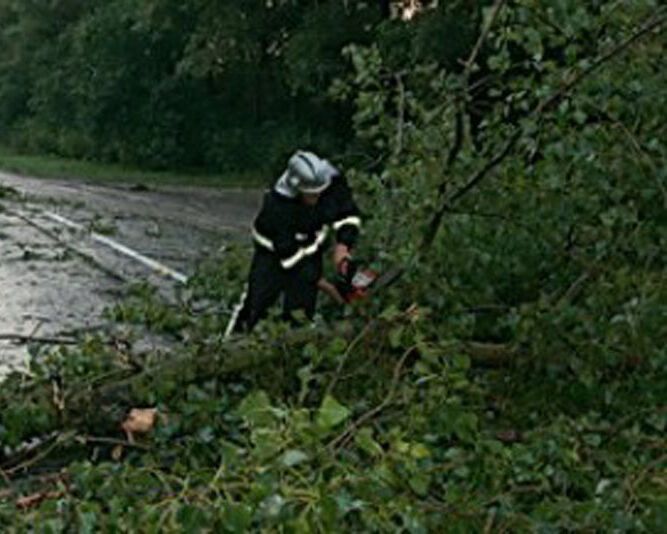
xmin=0 ymin=0 xmax=473 ymax=174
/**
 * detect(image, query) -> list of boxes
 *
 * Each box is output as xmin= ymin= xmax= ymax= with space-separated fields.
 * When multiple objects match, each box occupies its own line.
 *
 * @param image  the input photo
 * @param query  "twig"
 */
xmin=328 ymin=347 xmax=414 ymax=452
xmin=462 ymin=0 xmax=507 ymax=78
xmin=325 ymin=321 xmax=375 ymax=397
xmin=630 ymin=453 xmax=667 ymax=489
xmin=432 ymin=0 xmax=506 ymax=201
xmin=421 ymin=129 xmax=520 ymax=251
xmin=445 ymin=207 xmax=533 ymax=231
xmin=449 ymin=129 xmax=522 ymax=206
xmin=394 ymin=73 xmax=406 ymax=158
xmin=484 ymin=508 xmax=497 ymax=534
xmin=0 ymin=334 xmax=77 ymax=345
xmin=16 ymin=490 xmax=66 ymax=510
xmin=445 ymin=108 xmax=464 ymax=172
xmin=56 ymin=323 xmax=110 ymax=337
xmin=594 ymin=105 xmax=667 ymax=205
xmin=556 ymin=270 xmax=594 ymax=306
xmin=4 ymin=432 xmax=75 ymax=476
xmin=0 ymin=467 xmax=12 ymax=488
xmin=76 ymin=435 xmax=150 ymax=451
xmin=434 ymin=106 xmax=465 ymax=200
xmin=27 ymin=321 xmax=44 ymax=342
xmin=65 ymin=368 xmax=140 ymax=404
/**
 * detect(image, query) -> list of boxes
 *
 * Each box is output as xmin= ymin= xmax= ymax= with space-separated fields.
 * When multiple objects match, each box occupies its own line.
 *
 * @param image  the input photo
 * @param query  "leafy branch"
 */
xmin=328 ymin=346 xmax=413 ymax=452
xmin=420 ymin=8 xmax=667 ymax=252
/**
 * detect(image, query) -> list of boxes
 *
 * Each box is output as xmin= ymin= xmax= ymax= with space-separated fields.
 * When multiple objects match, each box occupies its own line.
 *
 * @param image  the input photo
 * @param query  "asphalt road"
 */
xmin=0 ymin=171 xmax=261 ymax=378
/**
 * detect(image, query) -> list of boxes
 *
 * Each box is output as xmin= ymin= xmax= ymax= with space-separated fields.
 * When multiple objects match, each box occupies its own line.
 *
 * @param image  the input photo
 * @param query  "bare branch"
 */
xmin=76 ymin=435 xmax=150 ymax=451
xmin=393 ymin=73 xmax=406 ymax=158
xmin=0 ymin=334 xmax=77 ymax=345
xmin=462 ymin=0 xmax=507 ymax=79
xmin=436 ymin=106 xmax=464 ymax=199
xmin=328 ymin=347 xmax=413 ymax=452
xmin=448 ymin=129 xmax=521 ymax=205
xmin=421 ymin=128 xmax=520 ymax=251
xmin=446 ymin=107 xmax=464 ymax=171
xmin=431 ymin=0 xmax=507 ymax=211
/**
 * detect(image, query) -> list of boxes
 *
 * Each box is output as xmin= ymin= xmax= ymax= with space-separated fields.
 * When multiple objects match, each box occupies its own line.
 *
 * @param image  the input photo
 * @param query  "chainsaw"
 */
xmin=225 ymin=259 xmax=403 ymax=337
xmin=334 ymin=258 xmax=403 ymax=302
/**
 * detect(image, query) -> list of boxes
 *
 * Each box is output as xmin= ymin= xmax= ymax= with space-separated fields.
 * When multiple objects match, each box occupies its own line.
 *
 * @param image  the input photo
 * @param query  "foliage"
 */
xmin=334 ymin=0 xmax=667 ymax=370
xmin=1 ymin=1 xmax=666 ymax=532
xmin=0 ymin=0 xmax=383 ymax=174
xmin=1 ymin=252 xmax=666 ymax=531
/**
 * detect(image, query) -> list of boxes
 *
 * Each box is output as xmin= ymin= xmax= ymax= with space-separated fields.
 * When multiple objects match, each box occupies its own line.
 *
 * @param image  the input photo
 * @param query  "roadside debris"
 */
xmin=121 ymin=408 xmax=160 ymax=443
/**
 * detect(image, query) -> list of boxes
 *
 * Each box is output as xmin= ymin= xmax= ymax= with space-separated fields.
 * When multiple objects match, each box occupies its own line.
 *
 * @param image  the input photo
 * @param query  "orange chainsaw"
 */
xmin=334 ymin=258 xmax=403 ymax=302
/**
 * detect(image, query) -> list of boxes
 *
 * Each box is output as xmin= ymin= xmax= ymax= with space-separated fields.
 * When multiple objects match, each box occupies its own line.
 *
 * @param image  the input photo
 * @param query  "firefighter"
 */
xmin=230 ymin=150 xmax=361 ymax=333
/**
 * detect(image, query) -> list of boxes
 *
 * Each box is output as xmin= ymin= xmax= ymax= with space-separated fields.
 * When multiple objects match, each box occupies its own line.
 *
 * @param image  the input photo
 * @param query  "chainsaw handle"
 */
xmin=318 ymin=278 xmax=347 ymax=305
xmin=336 ymin=256 xmax=356 ymax=277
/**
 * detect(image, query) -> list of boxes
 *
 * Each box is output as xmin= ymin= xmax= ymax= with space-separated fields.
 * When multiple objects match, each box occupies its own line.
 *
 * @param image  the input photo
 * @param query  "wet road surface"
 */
xmin=0 ymin=171 xmax=261 ymax=379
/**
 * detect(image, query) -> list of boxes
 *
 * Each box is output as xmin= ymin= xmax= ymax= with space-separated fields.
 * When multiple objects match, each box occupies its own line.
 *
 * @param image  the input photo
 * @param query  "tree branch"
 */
xmin=0 ymin=334 xmax=77 ymax=345
xmin=420 ymin=9 xmax=667 ymax=251
xmin=448 ymin=129 xmax=521 ymax=206
xmin=421 ymin=128 xmax=520 ymax=251
xmin=429 ymin=0 xmax=507 ymax=227
xmin=536 ymin=9 xmax=667 ymax=115
xmin=328 ymin=346 xmax=413 ymax=452
xmin=393 ymin=73 xmax=406 ymax=158
xmin=462 ymin=0 xmax=507 ymax=79
xmin=436 ymin=106 xmax=464 ymax=199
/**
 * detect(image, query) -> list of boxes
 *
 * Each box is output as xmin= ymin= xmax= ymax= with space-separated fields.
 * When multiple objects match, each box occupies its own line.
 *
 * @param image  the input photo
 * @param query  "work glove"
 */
xmin=335 ymin=257 xmax=357 ymax=302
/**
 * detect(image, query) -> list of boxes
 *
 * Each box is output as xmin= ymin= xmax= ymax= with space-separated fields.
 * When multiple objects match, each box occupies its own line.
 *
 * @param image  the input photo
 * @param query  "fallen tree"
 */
xmin=0 ymin=309 xmax=519 ymax=479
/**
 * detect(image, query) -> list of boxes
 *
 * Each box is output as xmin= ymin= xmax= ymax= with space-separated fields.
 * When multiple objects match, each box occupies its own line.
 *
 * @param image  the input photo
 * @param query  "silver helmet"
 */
xmin=275 ymin=150 xmax=337 ymax=197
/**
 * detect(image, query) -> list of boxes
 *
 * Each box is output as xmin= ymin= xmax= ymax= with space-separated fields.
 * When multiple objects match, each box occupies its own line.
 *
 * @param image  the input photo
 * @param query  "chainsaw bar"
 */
xmin=368 ymin=265 xmax=404 ymax=293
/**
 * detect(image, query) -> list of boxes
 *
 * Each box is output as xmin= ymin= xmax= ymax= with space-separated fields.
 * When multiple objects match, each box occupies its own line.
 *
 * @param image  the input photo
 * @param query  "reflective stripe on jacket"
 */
xmin=253 ymin=226 xmax=329 ymax=269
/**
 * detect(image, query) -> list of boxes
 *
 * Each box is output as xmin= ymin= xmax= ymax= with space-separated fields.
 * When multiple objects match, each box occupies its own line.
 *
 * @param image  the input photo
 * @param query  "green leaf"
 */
xmin=452 ymin=353 xmax=471 ymax=370
xmin=334 ymin=492 xmax=365 ymax=516
xmin=78 ymin=510 xmax=98 ymax=534
xmin=280 ymin=449 xmax=309 ymax=467
xmin=176 ymin=505 xmax=208 ymax=531
xmin=317 ymin=395 xmax=351 ymax=430
xmin=355 ymin=427 xmax=384 ymax=457
xmin=237 ymin=390 xmax=276 ymax=427
xmin=297 ymin=364 xmax=314 ymax=404
xmin=407 ymin=471 xmax=431 ymax=497
xmin=222 ymin=503 xmax=252 ymax=532
xmin=379 ymin=305 xmax=401 ymax=321
xmin=251 ymin=428 xmax=283 ymax=460
xmin=197 ymin=426 xmax=215 ymax=443
xmin=328 ymin=336 xmax=348 ymax=354
xmin=389 ymin=325 xmax=405 ymax=348
xmin=583 ymin=433 xmax=602 ymax=447
xmin=259 ymin=494 xmax=286 ymax=519
xmin=453 ymin=413 xmax=478 ymax=443
xmin=409 ymin=443 xmax=431 ymax=460
xmin=573 ymin=109 xmax=587 ymax=125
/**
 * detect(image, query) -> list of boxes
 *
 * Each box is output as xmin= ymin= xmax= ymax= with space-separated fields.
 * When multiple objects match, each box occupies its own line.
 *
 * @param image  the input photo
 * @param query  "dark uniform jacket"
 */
xmin=251 ymin=174 xmax=361 ymax=270
xmin=234 ymin=173 xmax=361 ymax=332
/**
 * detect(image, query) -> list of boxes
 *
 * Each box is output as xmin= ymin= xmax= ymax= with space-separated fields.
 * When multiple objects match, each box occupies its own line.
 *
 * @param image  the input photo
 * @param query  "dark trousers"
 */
xmin=234 ymin=248 xmax=322 ymax=332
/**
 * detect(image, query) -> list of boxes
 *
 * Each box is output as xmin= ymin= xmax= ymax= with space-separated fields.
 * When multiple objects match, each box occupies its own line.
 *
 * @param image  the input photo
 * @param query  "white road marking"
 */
xmin=44 ymin=211 xmax=189 ymax=284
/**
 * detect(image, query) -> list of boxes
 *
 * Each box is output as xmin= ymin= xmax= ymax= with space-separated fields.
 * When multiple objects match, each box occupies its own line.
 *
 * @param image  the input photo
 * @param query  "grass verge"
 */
xmin=0 ymin=147 xmax=266 ymax=189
